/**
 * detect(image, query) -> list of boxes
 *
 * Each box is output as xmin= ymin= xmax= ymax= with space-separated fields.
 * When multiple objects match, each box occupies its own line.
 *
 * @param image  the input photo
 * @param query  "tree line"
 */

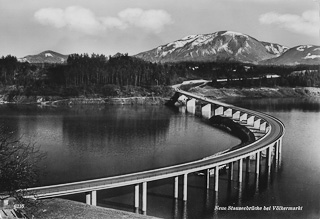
xmin=0 ymin=53 xmax=319 ymax=97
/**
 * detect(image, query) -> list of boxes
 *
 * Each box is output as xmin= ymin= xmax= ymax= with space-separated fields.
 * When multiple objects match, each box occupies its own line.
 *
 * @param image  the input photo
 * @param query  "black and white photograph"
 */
xmin=0 ymin=0 xmax=319 ymax=218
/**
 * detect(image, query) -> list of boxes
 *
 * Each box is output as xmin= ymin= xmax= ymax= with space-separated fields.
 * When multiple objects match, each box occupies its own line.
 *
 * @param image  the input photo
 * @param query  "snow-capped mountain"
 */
xmin=261 ymin=42 xmax=288 ymax=56
xmin=134 ymin=31 xmax=288 ymax=63
xmin=260 ymin=45 xmax=320 ymax=65
xmin=18 ymin=50 xmax=68 ymax=64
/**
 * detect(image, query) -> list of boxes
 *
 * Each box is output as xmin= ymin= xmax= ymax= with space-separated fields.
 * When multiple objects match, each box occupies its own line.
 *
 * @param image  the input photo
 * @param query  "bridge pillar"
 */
xmin=254 ymin=119 xmax=261 ymax=129
xmin=86 ymin=192 xmax=91 ymax=205
xmin=232 ymin=111 xmax=241 ymax=120
xmin=142 ymin=182 xmax=147 ymax=213
xmin=224 ymin=108 xmax=232 ymax=118
xmin=260 ymin=122 xmax=267 ymax=132
xmin=186 ymin=99 xmax=196 ymax=114
xmin=238 ymin=159 xmax=243 ymax=183
xmin=215 ymin=106 xmax=224 ymax=116
xmin=134 ymin=184 xmax=139 ymax=210
xmin=174 ymin=176 xmax=179 ymax=199
xmin=228 ymin=162 xmax=234 ymax=181
xmin=266 ymin=147 xmax=272 ymax=175
xmin=214 ymin=166 xmax=219 ymax=192
xmin=183 ymin=174 xmax=188 ymax=201
xmin=177 ymin=95 xmax=188 ymax=105
xmin=255 ymin=151 xmax=260 ymax=175
xmin=278 ymin=137 xmax=282 ymax=166
xmin=247 ymin=116 xmax=255 ymax=126
xmin=240 ymin=113 xmax=248 ymax=123
xmin=206 ymin=169 xmax=210 ymax=189
xmin=91 ymin=190 xmax=97 ymax=206
xmin=202 ymin=104 xmax=212 ymax=119
xmin=246 ymin=157 xmax=251 ymax=173
xmin=275 ymin=141 xmax=279 ymax=161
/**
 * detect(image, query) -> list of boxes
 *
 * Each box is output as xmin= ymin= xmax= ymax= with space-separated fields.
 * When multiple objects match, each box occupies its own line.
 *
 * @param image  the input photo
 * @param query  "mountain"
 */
xmin=134 ymin=30 xmax=288 ymax=64
xmin=18 ymin=50 xmax=69 ymax=64
xmin=259 ymin=45 xmax=320 ymax=66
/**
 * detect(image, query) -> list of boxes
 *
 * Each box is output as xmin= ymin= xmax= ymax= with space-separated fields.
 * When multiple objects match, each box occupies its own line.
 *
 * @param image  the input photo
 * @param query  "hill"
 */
xmin=18 ymin=50 xmax=68 ymax=64
xmin=259 ymin=45 xmax=320 ymax=66
xmin=134 ymin=30 xmax=288 ymax=64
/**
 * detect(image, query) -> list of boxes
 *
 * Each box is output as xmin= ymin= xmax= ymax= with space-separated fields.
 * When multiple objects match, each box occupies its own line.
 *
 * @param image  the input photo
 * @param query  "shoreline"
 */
xmin=189 ymin=86 xmax=320 ymax=100
xmin=1 ymin=86 xmax=320 ymax=105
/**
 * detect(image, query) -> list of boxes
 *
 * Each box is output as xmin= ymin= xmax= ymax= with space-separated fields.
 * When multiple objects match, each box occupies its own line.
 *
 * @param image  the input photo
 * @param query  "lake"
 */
xmin=0 ymin=97 xmax=319 ymax=219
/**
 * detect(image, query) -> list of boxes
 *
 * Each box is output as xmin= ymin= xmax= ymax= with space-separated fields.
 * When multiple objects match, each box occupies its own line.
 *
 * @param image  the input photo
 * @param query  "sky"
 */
xmin=0 ymin=0 xmax=319 ymax=57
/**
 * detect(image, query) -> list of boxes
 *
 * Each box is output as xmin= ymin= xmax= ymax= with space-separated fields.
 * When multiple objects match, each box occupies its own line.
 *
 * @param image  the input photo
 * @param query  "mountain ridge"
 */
xmin=134 ymin=30 xmax=289 ymax=64
xmin=259 ymin=45 xmax=320 ymax=65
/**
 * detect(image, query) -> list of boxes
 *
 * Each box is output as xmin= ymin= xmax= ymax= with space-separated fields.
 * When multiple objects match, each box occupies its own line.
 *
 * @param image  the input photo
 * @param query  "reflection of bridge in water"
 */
xmin=25 ymin=88 xmax=285 ymax=215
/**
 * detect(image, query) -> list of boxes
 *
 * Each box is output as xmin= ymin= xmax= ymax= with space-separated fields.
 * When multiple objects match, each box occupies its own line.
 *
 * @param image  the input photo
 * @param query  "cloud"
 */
xmin=259 ymin=10 xmax=319 ymax=37
xmin=227 ymin=0 xmax=300 ymax=2
xmin=34 ymin=6 xmax=173 ymax=35
xmin=118 ymin=8 xmax=173 ymax=33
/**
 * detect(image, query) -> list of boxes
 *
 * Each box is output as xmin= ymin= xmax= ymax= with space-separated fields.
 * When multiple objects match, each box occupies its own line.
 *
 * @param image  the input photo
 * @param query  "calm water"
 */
xmin=0 ymin=104 xmax=239 ymax=185
xmin=1 ymin=98 xmax=319 ymax=219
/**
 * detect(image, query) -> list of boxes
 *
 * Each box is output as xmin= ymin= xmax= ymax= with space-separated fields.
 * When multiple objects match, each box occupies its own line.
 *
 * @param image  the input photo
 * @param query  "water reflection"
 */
xmin=0 ymin=104 xmax=240 ymax=187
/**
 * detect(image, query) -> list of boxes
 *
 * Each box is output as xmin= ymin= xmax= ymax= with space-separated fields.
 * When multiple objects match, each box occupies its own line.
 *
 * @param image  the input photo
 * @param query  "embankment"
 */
xmin=190 ymin=86 xmax=320 ymax=99
xmin=0 ymin=95 xmax=167 ymax=105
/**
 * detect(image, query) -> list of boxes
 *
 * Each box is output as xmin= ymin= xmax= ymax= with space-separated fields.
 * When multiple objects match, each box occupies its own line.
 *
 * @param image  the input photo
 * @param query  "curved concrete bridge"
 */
xmin=25 ymin=88 xmax=285 ymax=214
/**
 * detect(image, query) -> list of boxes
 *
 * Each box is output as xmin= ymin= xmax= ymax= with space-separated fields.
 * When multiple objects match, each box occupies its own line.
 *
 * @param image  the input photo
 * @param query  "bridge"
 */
xmin=24 ymin=87 xmax=285 ymax=214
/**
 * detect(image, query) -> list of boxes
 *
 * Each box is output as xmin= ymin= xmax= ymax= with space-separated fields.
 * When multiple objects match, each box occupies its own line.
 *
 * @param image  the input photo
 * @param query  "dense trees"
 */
xmin=0 ymin=53 xmax=319 ymax=98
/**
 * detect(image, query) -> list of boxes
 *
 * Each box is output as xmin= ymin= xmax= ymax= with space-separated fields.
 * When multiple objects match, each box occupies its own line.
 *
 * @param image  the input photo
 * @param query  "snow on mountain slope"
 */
xmin=134 ymin=30 xmax=287 ymax=63
xmin=18 ymin=50 xmax=68 ymax=64
xmin=260 ymin=45 xmax=320 ymax=65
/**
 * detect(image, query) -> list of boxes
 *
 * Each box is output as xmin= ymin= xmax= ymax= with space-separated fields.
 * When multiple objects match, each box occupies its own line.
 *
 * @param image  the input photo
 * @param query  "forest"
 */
xmin=0 ymin=53 xmax=319 ymax=99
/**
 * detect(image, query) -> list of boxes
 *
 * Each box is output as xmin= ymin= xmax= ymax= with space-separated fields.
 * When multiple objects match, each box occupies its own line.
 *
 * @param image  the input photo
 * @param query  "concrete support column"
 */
xmin=246 ymin=157 xmax=251 ymax=173
xmin=232 ymin=111 xmax=241 ymax=120
xmin=224 ymin=108 xmax=232 ymax=117
xmin=238 ymin=159 xmax=243 ymax=183
xmin=247 ymin=116 xmax=255 ymax=126
xmin=183 ymin=174 xmax=188 ymax=201
xmin=201 ymin=104 xmax=212 ymax=119
xmin=240 ymin=113 xmax=248 ymax=123
xmin=278 ymin=137 xmax=282 ymax=165
xmin=260 ymin=122 xmax=267 ymax=132
xmin=255 ymin=151 xmax=260 ymax=175
xmin=266 ymin=147 xmax=272 ymax=177
xmin=229 ymin=162 xmax=234 ymax=181
xmin=275 ymin=141 xmax=279 ymax=161
xmin=142 ymin=182 xmax=147 ymax=212
xmin=91 ymin=190 xmax=97 ymax=206
xmin=214 ymin=166 xmax=219 ymax=192
xmin=186 ymin=99 xmax=196 ymax=114
xmin=254 ymin=119 xmax=261 ymax=129
xmin=206 ymin=169 xmax=210 ymax=189
xmin=134 ymin=184 xmax=139 ymax=209
xmin=86 ymin=192 xmax=91 ymax=205
xmin=174 ymin=176 xmax=179 ymax=199
xmin=267 ymin=147 xmax=272 ymax=168
xmin=215 ymin=106 xmax=224 ymax=116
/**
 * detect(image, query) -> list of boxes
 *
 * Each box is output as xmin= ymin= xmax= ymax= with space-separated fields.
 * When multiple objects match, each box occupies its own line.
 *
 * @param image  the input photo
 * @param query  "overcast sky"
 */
xmin=0 ymin=0 xmax=319 ymax=57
